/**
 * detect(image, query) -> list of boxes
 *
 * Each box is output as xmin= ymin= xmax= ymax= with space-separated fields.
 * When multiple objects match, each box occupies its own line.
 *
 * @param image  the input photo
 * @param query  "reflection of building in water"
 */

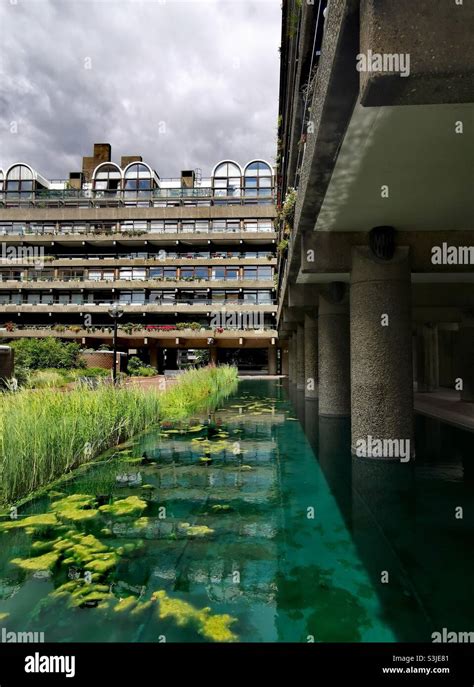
xmin=132 ymin=411 xmax=284 ymax=611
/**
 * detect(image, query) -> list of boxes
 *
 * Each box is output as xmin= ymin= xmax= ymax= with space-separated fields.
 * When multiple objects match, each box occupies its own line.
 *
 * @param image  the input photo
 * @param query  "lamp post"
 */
xmin=108 ymin=303 xmax=124 ymax=384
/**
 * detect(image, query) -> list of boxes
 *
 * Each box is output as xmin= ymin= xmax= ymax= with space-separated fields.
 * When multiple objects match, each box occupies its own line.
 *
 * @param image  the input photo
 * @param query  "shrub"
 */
xmin=10 ymin=338 xmax=83 ymax=370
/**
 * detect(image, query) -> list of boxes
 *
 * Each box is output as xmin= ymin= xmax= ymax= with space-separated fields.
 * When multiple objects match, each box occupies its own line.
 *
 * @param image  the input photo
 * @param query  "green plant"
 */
xmin=127 ymin=356 xmax=145 ymax=375
xmin=281 ymin=187 xmax=297 ymax=231
xmin=277 ymin=239 xmax=289 ymax=254
xmin=10 ymin=338 xmax=82 ymax=370
xmin=0 ymin=365 xmax=238 ymax=504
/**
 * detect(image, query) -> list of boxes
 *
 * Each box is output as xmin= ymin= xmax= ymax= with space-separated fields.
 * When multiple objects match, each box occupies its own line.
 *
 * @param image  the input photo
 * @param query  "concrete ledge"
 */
xmin=415 ymin=389 xmax=474 ymax=432
xmin=360 ymin=0 xmax=474 ymax=106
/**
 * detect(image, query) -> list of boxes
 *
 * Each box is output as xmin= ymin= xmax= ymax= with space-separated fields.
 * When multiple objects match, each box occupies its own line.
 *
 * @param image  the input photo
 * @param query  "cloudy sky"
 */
xmin=0 ymin=0 xmax=281 ymax=179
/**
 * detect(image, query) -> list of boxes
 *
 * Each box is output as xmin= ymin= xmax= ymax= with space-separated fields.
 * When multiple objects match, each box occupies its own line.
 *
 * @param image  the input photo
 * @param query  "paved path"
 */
xmin=415 ymin=388 xmax=474 ymax=432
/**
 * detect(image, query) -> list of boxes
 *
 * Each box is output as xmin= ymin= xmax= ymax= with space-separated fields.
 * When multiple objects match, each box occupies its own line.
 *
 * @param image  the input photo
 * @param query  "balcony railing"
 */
xmin=0 ymin=225 xmax=276 ymax=238
xmin=0 ymin=187 xmax=276 ymax=209
xmin=0 ymin=323 xmax=278 ymax=334
xmin=0 ymin=298 xmax=277 ymax=307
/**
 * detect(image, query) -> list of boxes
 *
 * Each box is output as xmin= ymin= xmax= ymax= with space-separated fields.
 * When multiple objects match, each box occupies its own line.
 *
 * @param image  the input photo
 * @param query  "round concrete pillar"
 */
xmin=268 ymin=346 xmax=277 ymax=376
xmin=415 ymin=323 xmax=439 ymax=392
xmin=281 ymin=344 xmax=289 ymax=376
xmin=296 ymin=323 xmax=305 ymax=390
xmin=288 ymin=333 xmax=296 ymax=384
xmin=456 ymin=324 xmax=474 ymax=401
xmin=350 ymin=247 xmax=414 ymax=458
xmin=318 ymin=293 xmax=350 ymax=416
xmin=304 ymin=313 xmax=318 ymax=399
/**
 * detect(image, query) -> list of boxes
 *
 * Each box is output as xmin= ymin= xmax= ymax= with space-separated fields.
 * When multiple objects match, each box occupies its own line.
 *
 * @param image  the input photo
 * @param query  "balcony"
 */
xmin=0 ymin=324 xmax=278 ymax=342
xmin=0 ymin=187 xmax=276 ymax=209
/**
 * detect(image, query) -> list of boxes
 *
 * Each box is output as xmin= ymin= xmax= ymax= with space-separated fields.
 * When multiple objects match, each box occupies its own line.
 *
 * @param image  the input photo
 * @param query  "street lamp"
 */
xmin=108 ymin=303 xmax=124 ymax=384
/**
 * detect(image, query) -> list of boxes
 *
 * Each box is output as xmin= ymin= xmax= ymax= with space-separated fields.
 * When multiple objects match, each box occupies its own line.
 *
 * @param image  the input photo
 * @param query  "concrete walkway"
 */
xmin=415 ymin=388 xmax=474 ymax=432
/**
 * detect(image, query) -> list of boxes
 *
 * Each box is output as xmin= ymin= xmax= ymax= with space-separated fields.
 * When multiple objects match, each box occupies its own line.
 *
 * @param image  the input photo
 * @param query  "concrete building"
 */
xmin=0 ymin=145 xmax=279 ymax=373
xmin=278 ymin=0 xmax=474 ymax=455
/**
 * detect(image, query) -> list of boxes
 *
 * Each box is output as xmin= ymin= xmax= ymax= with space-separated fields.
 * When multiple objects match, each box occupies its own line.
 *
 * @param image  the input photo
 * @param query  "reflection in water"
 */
xmin=0 ymin=380 xmax=471 ymax=642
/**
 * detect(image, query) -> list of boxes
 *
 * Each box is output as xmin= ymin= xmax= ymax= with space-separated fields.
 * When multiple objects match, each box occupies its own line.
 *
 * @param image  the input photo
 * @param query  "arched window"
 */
xmin=5 ymin=164 xmax=35 ymax=199
xmin=123 ymin=162 xmax=154 ymax=198
xmin=92 ymin=163 xmax=122 ymax=196
xmin=244 ymin=160 xmax=273 ymax=197
xmin=212 ymin=161 xmax=242 ymax=198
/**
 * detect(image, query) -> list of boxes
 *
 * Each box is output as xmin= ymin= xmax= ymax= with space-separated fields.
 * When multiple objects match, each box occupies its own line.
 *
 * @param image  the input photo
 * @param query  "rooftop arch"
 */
xmin=5 ymin=163 xmax=49 ymax=197
xmin=243 ymin=159 xmax=274 ymax=198
xmin=92 ymin=162 xmax=123 ymax=194
xmin=212 ymin=160 xmax=242 ymax=198
xmin=123 ymin=161 xmax=158 ymax=197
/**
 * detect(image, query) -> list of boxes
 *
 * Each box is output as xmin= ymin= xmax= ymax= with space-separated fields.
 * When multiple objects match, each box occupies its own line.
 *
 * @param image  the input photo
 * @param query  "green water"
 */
xmin=0 ymin=380 xmax=472 ymax=642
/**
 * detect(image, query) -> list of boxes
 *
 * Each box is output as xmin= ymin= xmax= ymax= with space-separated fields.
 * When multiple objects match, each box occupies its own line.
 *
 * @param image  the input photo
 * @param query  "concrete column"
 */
xmin=350 ymin=247 xmax=414 ymax=457
xmin=281 ymin=344 xmax=289 ymax=376
xmin=318 ymin=293 xmax=350 ymax=416
xmin=289 ymin=332 xmax=296 ymax=384
xmin=268 ymin=346 xmax=277 ymax=375
xmin=296 ymin=323 xmax=305 ymax=390
xmin=304 ymin=313 xmax=318 ymax=399
xmin=210 ymin=347 xmax=218 ymax=366
xmin=415 ymin=323 xmax=439 ymax=392
xmin=149 ymin=346 xmax=158 ymax=369
xmin=456 ymin=324 xmax=474 ymax=401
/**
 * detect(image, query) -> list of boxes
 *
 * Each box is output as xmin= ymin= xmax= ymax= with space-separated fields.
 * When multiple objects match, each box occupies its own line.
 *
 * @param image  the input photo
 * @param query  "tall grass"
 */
xmin=0 ymin=365 xmax=237 ymax=505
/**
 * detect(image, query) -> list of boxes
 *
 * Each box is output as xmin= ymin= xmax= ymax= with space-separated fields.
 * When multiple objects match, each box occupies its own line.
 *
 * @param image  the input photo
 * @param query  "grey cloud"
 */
xmin=0 ymin=0 xmax=280 ymax=178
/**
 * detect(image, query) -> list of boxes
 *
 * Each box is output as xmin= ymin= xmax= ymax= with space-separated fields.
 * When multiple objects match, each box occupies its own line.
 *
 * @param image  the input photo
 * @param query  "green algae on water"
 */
xmin=99 ymin=496 xmax=147 ymax=518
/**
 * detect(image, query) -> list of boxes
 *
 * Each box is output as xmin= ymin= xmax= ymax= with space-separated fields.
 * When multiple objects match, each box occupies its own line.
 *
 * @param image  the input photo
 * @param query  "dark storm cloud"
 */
xmin=0 ymin=0 xmax=281 ymax=178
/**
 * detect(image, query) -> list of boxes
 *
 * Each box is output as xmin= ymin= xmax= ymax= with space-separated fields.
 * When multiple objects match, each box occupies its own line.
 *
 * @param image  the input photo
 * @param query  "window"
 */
xmin=119 ymin=268 xmax=146 ymax=281
xmin=244 ymin=219 xmax=273 ymax=233
xmin=212 ymin=161 xmax=242 ymax=197
xmin=242 ymin=266 xmax=273 ymax=280
xmin=149 ymin=290 xmax=174 ymax=304
xmin=121 ymin=221 xmax=148 ymax=234
xmin=244 ymin=161 xmax=273 ymax=197
xmin=119 ymin=291 xmax=145 ymax=305
xmin=193 ymin=290 xmax=208 ymax=303
xmin=212 ymin=267 xmax=226 ymax=281
xmin=181 ymin=221 xmax=195 ymax=234
xmin=88 ymin=269 xmax=115 ymax=282
xmin=0 ymin=292 xmax=21 ymax=304
xmin=195 ymin=221 xmax=209 ymax=234
xmin=123 ymin=163 xmax=154 ymax=198
xmin=93 ymin=163 xmax=122 ymax=195
xmin=59 ymin=270 xmax=85 ymax=281
xmin=243 ymin=291 xmax=257 ymax=304
xmin=257 ymin=290 xmax=273 ymax=304
xmin=5 ymin=165 xmax=35 ymax=199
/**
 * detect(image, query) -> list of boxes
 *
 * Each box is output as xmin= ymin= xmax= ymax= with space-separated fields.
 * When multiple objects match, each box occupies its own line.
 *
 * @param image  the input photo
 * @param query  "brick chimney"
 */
xmin=181 ymin=170 xmax=195 ymax=189
xmin=120 ymin=155 xmax=142 ymax=169
xmin=82 ymin=143 xmax=112 ymax=182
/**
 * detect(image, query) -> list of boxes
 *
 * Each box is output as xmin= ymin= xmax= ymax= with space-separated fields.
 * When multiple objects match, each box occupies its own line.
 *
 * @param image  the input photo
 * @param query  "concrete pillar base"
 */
xmin=268 ymin=346 xmax=277 ymax=376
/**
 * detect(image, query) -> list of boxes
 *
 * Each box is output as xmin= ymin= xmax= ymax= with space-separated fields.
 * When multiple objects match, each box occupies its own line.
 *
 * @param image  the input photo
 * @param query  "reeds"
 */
xmin=0 ymin=365 xmax=237 ymax=505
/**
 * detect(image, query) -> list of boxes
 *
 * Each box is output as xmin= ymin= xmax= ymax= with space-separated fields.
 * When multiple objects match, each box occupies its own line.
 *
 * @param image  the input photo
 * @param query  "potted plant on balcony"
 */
xmin=5 ymin=321 xmax=16 ymax=332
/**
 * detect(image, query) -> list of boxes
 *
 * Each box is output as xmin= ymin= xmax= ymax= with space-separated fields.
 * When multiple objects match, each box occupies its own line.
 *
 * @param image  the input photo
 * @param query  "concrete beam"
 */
xmin=360 ymin=0 xmax=474 ymax=106
xmin=302 ymin=231 xmax=474 ymax=275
